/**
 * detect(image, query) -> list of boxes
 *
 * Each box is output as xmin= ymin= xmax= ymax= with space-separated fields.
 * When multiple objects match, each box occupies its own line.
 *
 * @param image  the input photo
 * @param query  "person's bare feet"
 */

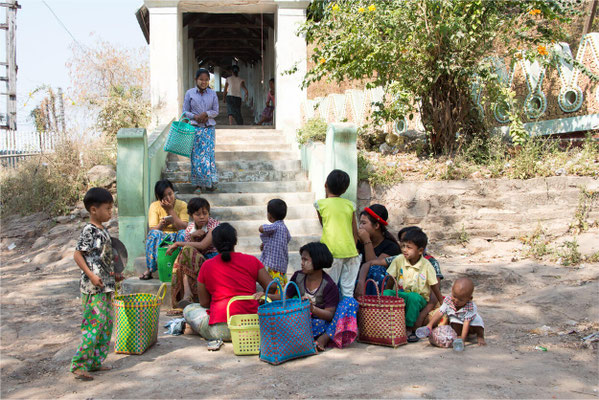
xmin=72 ymin=369 xmax=93 ymax=381
xmin=477 ymin=336 xmax=487 ymax=346
xmin=315 ymin=334 xmax=330 ymax=351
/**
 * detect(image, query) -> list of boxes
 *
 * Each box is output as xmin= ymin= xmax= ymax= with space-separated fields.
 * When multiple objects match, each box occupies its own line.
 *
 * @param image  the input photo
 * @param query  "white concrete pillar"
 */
xmin=275 ymin=1 xmax=310 ymax=138
xmin=187 ymin=35 xmax=195 ymax=90
xmin=149 ymin=4 xmax=183 ymax=126
xmin=214 ymin=67 xmax=221 ymax=92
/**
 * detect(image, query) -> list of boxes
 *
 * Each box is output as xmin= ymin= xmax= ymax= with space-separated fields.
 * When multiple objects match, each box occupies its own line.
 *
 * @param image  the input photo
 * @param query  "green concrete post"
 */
xmin=116 ymin=128 xmax=148 ymax=271
xmin=325 ymin=123 xmax=358 ymax=203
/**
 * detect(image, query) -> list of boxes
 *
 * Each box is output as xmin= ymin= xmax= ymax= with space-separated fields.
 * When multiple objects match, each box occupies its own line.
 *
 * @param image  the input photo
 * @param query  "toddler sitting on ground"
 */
xmin=423 ymin=277 xmax=486 ymax=347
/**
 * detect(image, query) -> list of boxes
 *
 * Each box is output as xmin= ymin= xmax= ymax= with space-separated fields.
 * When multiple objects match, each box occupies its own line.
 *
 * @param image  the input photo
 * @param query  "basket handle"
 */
xmin=380 ymin=274 xmax=401 ymax=297
xmin=179 ymin=112 xmax=192 ymax=124
xmin=156 ymin=283 xmax=168 ymax=305
xmin=226 ymin=295 xmax=270 ymax=325
xmin=282 ymin=280 xmax=302 ymax=309
xmin=363 ymin=278 xmax=381 ymax=299
xmin=263 ymin=278 xmax=283 ymax=302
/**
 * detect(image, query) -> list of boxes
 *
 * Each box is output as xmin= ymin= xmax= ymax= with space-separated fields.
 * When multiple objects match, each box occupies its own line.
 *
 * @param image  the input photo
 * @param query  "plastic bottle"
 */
xmin=415 ymin=326 xmax=431 ymax=339
xmin=453 ymin=338 xmax=464 ymax=352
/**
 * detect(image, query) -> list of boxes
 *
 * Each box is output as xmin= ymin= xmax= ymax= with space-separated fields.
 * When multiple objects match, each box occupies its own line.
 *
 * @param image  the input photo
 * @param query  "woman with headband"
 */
xmin=354 ymin=204 xmax=401 ymax=297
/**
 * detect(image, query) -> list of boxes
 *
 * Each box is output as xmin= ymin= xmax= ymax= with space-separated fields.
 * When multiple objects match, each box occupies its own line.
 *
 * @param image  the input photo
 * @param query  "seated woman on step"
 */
xmin=166 ymin=197 xmax=220 ymax=309
xmin=140 ymin=180 xmax=188 ymax=280
xmin=183 ymin=223 xmax=274 ymax=341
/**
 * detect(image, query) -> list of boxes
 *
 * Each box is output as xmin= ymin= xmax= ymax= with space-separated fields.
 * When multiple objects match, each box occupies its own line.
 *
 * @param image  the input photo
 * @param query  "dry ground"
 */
xmin=1 ymin=213 xmax=598 ymax=399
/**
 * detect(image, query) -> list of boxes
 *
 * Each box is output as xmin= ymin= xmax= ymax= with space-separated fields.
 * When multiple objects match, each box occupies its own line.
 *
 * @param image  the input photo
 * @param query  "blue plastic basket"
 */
xmin=257 ymin=280 xmax=316 ymax=365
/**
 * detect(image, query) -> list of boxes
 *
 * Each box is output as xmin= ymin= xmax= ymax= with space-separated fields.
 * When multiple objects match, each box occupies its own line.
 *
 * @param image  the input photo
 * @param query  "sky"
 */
xmin=3 ymin=0 xmax=147 ymax=131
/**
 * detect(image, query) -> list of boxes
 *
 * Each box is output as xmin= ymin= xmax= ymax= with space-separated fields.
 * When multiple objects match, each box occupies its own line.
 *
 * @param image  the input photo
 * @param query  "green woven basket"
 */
xmin=113 ymin=283 xmax=167 ymax=355
xmin=164 ymin=113 xmax=196 ymax=158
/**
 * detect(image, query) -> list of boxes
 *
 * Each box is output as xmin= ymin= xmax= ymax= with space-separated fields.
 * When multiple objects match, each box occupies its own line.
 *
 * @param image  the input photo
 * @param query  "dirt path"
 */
xmin=1 ymin=214 xmax=598 ymax=399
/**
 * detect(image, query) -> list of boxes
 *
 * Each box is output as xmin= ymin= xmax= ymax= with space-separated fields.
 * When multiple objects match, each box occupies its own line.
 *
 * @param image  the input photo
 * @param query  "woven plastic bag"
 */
xmin=113 ymin=283 xmax=166 ymax=355
xmin=357 ymin=277 xmax=407 ymax=347
xmin=163 ymin=113 xmax=196 ymax=158
xmin=429 ymin=325 xmax=458 ymax=348
xmin=258 ymin=280 xmax=316 ymax=365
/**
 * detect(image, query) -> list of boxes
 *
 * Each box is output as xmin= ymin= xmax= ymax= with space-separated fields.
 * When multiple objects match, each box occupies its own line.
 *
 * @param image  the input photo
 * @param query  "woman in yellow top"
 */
xmin=140 ymin=180 xmax=189 ymax=280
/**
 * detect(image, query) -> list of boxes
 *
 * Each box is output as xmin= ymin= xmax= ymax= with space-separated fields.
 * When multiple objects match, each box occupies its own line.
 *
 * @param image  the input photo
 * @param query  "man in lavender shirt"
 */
xmin=182 ymin=68 xmax=219 ymax=192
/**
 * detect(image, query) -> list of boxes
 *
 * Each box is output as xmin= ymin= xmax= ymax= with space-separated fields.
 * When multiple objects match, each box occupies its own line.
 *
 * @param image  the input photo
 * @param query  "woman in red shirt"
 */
xmin=183 ymin=223 xmax=274 ymax=340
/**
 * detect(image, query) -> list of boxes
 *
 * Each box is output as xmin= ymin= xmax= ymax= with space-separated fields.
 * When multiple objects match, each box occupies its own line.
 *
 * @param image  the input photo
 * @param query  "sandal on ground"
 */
xmin=139 ymin=271 xmax=153 ymax=280
xmin=194 ymin=186 xmax=205 ymax=193
xmin=205 ymin=186 xmax=217 ymax=192
xmin=89 ymin=365 xmax=112 ymax=372
xmin=166 ymin=308 xmax=183 ymax=316
xmin=407 ymin=333 xmax=420 ymax=343
xmin=72 ymin=370 xmax=93 ymax=381
xmin=177 ymin=299 xmax=192 ymax=310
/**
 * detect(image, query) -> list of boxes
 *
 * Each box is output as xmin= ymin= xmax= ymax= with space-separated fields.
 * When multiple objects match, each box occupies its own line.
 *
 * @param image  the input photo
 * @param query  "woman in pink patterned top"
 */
xmin=166 ymin=197 xmax=220 ymax=308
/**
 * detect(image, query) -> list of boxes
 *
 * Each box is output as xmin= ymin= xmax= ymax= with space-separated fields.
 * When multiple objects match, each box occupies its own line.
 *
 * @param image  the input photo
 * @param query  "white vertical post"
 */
xmin=149 ymin=4 xmax=183 ymax=126
xmin=6 ymin=0 xmax=17 ymax=131
xmin=275 ymin=1 xmax=310 ymax=140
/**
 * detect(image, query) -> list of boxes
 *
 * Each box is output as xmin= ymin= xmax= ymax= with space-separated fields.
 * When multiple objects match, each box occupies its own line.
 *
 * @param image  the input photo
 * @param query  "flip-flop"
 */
xmin=89 ymin=365 xmax=112 ymax=372
xmin=177 ymin=299 xmax=192 ymax=310
xmin=407 ymin=333 xmax=420 ymax=343
xmin=166 ymin=309 xmax=183 ymax=316
xmin=72 ymin=370 xmax=93 ymax=381
xmin=139 ymin=272 xmax=153 ymax=280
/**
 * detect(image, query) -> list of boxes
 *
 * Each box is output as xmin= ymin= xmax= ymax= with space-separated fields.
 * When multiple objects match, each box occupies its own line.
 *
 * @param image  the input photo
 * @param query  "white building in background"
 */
xmin=136 ymin=0 xmax=310 ymax=138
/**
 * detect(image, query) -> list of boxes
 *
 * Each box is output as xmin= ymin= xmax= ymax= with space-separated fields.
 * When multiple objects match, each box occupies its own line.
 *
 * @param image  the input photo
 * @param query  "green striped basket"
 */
xmin=163 ymin=113 xmax=196 ymax=158
xmin=113 ymin=283 xmax=167 ymax=355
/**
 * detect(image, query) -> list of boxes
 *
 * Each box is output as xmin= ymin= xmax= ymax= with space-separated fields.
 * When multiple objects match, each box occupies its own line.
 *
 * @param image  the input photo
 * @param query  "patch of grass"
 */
xmin=556 ymin=238 xmax=582 ymax=266
xmin=0 ymin=136 xmax=115 ymax=217
xmin=357 ymin=150 xmax=404 ymax=186
xmin=585 ymin=251 xmax=599 ymax=263
xmin=458 ymin=224 xmax=470 ymax=247
xmin=570 ymin=186 xmax=599 ymax=234
xmin=520 ymin=225 xmax=553 ymax=259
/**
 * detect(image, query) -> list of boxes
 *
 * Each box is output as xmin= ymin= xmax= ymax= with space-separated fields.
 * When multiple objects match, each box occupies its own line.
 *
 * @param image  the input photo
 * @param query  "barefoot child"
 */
xmin=71 ymin=188 xmax=122 ymax=381
xmin=315 ymin=169 xmax=360 ymax=298
xmin=385 ymin=228 xmax=443 ymax=342
xmin=259 ymin=199 xmax=291 ymax=286
xmin=424 ymin=277 xmax=486 ymax=347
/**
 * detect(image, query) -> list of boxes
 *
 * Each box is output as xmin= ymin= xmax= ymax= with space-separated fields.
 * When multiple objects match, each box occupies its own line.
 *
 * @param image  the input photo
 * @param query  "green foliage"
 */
xmin=296 ymin=118 xmax=328 ymax=145
xmin=0 ymin=138 xmax=115 ymax=217
xmin=301 ymin=0 xmax=578 ymax=154
xmin=556 ymin=238 xmax=582 ymax=266
xmin=357 ymin=150 xmax=404 ymax=186
xmin=98 ymin=86 xmax=151 ymax=138
xmin=570 ymin=186 xmax=599 ymax=234
xmin=520 ymin=225 xmax=553 ymax=259
xmin=458 ymin=224 xmax=470 ymax=246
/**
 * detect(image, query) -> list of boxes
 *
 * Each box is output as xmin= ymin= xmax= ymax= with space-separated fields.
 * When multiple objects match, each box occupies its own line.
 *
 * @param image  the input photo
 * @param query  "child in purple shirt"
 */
xmin=259 ymin=199 xmax=291 ymax=285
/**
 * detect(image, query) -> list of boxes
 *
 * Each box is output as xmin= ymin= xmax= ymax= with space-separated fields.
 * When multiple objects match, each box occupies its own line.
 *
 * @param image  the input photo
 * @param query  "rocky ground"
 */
xmin=1 ymin=209 xmax=598 ymax=399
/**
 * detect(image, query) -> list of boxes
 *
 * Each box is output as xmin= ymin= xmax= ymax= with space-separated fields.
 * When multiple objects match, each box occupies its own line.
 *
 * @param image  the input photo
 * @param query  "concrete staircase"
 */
xmin=121 ymin=127 xmax=321 ymax=305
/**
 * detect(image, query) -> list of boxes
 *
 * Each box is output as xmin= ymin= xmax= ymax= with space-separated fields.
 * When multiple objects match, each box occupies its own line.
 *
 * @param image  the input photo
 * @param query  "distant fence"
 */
xmin=0 ymin=130 xmax=60 ymax=168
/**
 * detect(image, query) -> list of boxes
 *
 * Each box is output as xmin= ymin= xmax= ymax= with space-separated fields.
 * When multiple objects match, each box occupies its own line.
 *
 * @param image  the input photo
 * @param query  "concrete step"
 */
xmin=167 ymin=151 xmax=299 ymax=162
xmin=133 ymin=249 xmax=309 ymax=279
xmin=215 ymin=132 xmax=285 ymax=143
xmin=210 ymin=204 xmax=316 ymax=221
xmin=120 ymin=278 xmax=172 ymax=308
xmin=167 ymin=159 xmax=301 ymax=172
xmin=230 ymin=218 xmax=321 ymax=237
xmin=165 ymin=169 xmax=306 ymax=184
xmin=178 ymin=192 xmax=315 ymax=207
xmin=215 ymin=143 xmax=292 ymax=151
xmin=173 ymin=180 xmax=311 ymax=194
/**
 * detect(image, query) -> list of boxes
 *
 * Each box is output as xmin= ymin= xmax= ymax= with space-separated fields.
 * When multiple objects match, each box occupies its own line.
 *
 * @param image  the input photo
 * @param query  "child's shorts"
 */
xmin=449 ymin=314 xmax=484 ymax=328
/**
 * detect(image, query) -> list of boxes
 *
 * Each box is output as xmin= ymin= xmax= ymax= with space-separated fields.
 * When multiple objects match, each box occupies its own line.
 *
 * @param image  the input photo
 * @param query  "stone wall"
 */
xmin=357 ymin=176 xmax=599 ymax=243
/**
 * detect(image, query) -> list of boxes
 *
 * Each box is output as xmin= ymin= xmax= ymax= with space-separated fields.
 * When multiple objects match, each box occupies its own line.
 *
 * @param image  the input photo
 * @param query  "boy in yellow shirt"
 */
xmin=386 ymin=228 xmax=443 ymax=342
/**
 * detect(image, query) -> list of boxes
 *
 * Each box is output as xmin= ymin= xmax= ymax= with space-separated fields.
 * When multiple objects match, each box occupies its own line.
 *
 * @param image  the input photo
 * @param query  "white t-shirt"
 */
xmin=226 ymin=75 xmax=244 ymax=98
